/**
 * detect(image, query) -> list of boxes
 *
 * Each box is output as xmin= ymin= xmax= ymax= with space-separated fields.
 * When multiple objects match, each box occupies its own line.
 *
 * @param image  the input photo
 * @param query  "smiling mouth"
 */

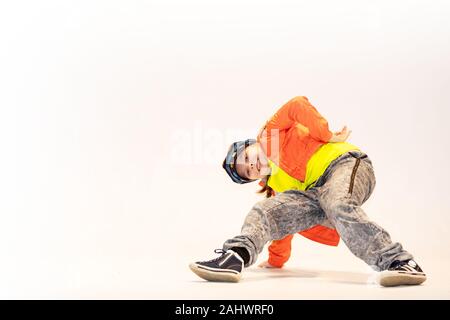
xmin=256 ymin=158 xmax=261 ymax=171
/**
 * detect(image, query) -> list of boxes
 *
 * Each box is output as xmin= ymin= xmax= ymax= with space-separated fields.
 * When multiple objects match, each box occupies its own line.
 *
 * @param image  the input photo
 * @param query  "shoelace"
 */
xmin=396 ymin=264 xmax=418 ymax=273
xmin=390 ymin=260 xmax=419 ymax=272
xmin=199 ymin=249 xmax=227 ymax=264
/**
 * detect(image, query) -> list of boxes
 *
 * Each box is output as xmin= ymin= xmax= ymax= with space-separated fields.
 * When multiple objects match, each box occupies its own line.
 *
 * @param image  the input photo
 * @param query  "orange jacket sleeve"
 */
xmin=268 ymin=234 xmax=294 ymax=268
xmin=265 ymin=96 xmax=333 ymax=142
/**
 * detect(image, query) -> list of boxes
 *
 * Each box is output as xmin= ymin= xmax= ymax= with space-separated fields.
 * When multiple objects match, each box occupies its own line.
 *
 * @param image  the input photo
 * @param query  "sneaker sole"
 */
xmin=378 ymin=271 xmax=427 ymax=287
xmin=189 ymin=263 xmax=241 ymax=283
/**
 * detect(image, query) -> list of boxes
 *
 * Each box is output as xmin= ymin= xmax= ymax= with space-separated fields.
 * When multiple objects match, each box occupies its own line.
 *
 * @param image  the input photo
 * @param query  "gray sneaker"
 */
xmin=189 ymin=249 xmax=244 ymax=282
xmin=378 ymin=259 xmax=427 ymax=287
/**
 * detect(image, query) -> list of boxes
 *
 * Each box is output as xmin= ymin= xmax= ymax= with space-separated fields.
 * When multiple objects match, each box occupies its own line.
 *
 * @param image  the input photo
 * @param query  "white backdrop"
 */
xmin=1 ymin=0 xmax=450 ymax=298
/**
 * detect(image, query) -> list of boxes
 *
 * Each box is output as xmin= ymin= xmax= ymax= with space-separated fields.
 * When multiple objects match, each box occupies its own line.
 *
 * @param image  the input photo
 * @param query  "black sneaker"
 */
xmin=378 ymin=259 xmax=427 ymax=287
xmin=189 ymin=249 xmax=244 ymax=282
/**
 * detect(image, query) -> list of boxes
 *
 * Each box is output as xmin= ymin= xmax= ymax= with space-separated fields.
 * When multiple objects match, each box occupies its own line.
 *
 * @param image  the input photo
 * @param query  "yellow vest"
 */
xmin=267 ymin=142 xmax=360 ymax=192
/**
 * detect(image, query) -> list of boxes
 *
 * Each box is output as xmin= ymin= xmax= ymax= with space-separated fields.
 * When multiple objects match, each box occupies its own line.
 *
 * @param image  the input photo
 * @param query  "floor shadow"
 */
xmin=243 ymin=267 xmax=374 ymax=285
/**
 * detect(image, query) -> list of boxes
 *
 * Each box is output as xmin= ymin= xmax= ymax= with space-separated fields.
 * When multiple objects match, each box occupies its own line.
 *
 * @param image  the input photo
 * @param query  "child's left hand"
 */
xmin=258 ymin=260 xmax=280 ymax=268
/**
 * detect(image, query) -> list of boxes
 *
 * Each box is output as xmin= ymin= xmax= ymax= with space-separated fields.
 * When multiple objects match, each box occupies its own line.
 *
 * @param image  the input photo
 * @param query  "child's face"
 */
xmin=235 ymin=143 xmax=271 ymax=180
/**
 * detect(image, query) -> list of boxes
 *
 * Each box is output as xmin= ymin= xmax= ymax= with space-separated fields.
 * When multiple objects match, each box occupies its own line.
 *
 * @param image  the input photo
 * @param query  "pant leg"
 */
xmin=317 ymin=151 xmax=413 ymax=271
xmin=223 ymin=189 xmax=326 ymax=267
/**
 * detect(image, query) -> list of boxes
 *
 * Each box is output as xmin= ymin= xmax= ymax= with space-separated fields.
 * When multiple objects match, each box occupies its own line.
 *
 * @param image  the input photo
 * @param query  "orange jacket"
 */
xmin=256 ymin=96 xmax=340 ymax=268
xmin=257 ymin=96 xmax=333 ymax=182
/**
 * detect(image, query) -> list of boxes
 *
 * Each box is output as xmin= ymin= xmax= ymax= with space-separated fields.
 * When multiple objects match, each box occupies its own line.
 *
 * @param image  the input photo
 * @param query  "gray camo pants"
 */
xmin=223 ymin=150 xmax=413 ymax=271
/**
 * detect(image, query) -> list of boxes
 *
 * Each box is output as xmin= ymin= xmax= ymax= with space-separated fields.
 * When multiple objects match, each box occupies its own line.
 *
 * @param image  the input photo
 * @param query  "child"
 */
xmin=189 ymin=96 xmax=426 ymax=287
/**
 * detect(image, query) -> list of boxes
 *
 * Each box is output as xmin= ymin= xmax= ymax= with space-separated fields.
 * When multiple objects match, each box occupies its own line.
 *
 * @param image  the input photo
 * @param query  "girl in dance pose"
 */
xmin=189 ymin=96 xmax=426 ymax=287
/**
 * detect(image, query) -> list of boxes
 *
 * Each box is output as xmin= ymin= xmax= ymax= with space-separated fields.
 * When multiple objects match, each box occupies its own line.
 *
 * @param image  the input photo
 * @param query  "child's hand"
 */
xmin=258 ymin=260 xmax=280 ymax=268
xmin=329 ymin=125 xmax=352 ymax=143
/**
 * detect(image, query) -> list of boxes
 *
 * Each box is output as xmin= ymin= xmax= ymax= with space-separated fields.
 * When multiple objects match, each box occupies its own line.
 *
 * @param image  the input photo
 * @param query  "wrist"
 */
xmin=329 ymin=134 xmax=339 ymax=143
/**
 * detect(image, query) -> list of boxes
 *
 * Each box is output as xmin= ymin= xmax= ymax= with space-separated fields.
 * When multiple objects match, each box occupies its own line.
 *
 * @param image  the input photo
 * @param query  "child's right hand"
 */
xmin=329 ymin=125 xmax=352 ymax=143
